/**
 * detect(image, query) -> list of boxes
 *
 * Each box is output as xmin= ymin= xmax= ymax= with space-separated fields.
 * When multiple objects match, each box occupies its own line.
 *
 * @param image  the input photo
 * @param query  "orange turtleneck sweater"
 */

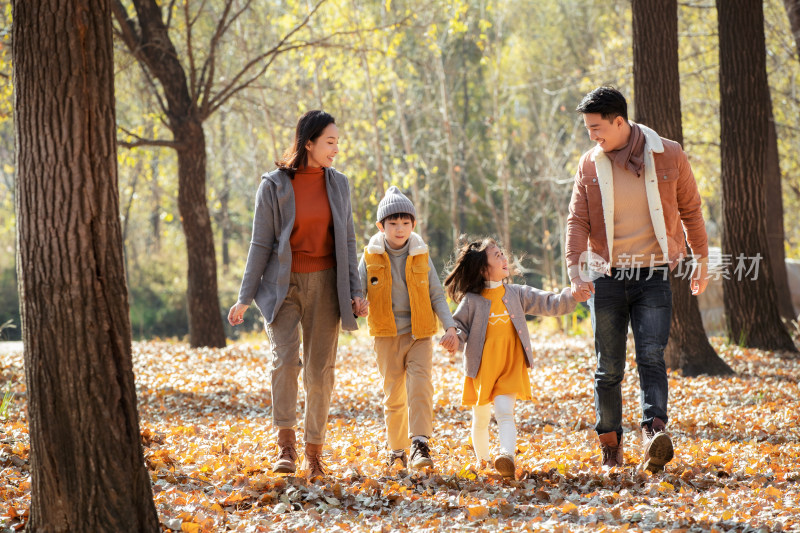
xmin=290 ymin=166 xmax=336 ymax=272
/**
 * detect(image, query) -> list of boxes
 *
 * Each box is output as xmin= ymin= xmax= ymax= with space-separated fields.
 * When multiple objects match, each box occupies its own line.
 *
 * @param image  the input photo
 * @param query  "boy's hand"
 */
xmin=351 ymin=297 xmax=369 ymax=317
xmin=439 ymin=327 xmax=458 ymax=352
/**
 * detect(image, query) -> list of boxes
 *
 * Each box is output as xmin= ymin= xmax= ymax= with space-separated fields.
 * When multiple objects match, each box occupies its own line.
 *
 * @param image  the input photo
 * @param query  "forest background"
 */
xmin=1 ymin=0 xmax=799 ymax=342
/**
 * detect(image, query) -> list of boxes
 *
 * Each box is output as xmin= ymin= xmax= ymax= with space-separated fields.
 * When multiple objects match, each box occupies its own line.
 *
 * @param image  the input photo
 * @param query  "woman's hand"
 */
xmin=228 ymin=302 xmax=249 ymax=326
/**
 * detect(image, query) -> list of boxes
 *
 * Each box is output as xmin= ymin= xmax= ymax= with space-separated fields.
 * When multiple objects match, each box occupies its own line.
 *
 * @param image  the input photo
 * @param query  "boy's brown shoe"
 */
xmin=304 ymin=442 xmax=328 ymax=480
xmin=272 ymin=428 xmax=298 ymax=474
xmin=641 ymin=417 xmax=674 ymax=473
xmin=598 ymin=431 xmax=624 ymax=468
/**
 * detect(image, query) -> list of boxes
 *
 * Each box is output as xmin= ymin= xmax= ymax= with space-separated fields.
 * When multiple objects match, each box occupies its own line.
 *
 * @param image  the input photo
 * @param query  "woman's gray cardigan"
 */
xmin=452 ymin=284 xmax=575 ymax=378
xmin=236 ymin=168 xmax=363 ymax=331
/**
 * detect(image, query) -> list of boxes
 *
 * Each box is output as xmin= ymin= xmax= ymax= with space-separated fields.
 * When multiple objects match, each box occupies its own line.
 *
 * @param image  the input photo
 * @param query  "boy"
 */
xmin=359 ymin=186 xmax=458 ymax=469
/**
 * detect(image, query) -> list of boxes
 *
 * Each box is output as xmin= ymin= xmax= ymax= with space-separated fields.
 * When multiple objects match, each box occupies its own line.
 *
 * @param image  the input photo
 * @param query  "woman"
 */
xmin=228 ymin=110 xmax=366 ymax=479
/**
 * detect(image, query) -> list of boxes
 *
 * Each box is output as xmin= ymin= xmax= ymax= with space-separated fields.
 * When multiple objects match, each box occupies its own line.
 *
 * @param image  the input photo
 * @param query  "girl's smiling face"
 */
xmin=483 ymin=244 xmax=509 ymax=282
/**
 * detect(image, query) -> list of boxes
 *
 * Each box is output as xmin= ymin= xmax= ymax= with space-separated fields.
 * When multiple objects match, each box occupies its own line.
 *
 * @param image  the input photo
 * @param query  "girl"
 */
xmin=228 ymin=110 xmax=367 ymax=480
xmin=443 ymin=238 xmax=585 ymax=478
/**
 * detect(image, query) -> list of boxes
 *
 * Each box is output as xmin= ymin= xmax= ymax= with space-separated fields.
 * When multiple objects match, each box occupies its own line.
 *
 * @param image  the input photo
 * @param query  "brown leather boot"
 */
xmin=304 ymin=442 xmax=328 ymax=480
xmin=641 ymin=417 xmax=674 ymax=473
xmin=598 ymin=431 xmax=624 ymax=468
xmin=272 ymin=429 xmax=298 ymax=474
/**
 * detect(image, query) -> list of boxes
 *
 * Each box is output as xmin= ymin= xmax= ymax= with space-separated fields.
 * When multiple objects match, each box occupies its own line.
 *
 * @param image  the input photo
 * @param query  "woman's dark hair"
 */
xmin=276 ymin=110 xmax=336 ymax=176
xmin=575 ymin=86 xmax=628 ymax=122
xmin=444 ymin=237 xmax=505 ymax=303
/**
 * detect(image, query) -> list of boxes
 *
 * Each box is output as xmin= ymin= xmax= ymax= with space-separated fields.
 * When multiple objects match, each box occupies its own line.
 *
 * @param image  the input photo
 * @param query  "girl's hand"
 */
xmin=439 ymin=327 xmax=458 ymax=352
xmin=228 ymin=302 xmax=249 ymax=326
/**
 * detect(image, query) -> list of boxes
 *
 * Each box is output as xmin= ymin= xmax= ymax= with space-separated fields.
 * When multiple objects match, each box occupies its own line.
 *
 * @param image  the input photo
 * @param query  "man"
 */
xmin=566 ymin=87 xmax=709 ymax=472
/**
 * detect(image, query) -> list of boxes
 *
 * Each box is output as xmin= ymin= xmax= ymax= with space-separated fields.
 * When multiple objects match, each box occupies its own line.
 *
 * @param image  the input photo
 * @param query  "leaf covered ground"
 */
xmin=1 ymin=329 xmax=799 ymax=532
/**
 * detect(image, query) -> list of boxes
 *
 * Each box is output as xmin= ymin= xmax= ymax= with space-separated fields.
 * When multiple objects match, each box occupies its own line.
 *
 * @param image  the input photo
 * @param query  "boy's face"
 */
xmin=377 ymin=217 xmax=416 ymax=249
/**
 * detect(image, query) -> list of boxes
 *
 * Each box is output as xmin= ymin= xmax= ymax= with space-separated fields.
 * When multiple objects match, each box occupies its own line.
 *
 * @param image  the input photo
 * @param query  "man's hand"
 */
xmin=571 ymin=278 xmax=595 ymax=302
xmin=439 ymin=327 xmax=459 ymax=352
xmin=690 ymin=258 xmax=709 ymax=295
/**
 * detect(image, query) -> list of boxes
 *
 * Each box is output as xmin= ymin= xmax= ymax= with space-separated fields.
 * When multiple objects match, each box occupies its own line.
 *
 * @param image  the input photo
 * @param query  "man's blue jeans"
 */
xmin=588 ymin=267 xmax=672 ymax=436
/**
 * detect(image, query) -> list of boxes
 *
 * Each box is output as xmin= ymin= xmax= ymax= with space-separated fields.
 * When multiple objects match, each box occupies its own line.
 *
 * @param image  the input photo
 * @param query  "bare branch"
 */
xmin=165 ymin=0 xmax=178 ymax=30
xmin=197 ymin=0 xmax=252 ymax=115
xmin=205 ymin=7 xmax=414 ymax=118
xmin=112 ymin=0 xmax=141 ymax=53
xmin=127 ymin=56 xmax=170 ymax=119
xmin=184 ymin=0 xmax=199 ymax=102
xmin=118 ymin=139 xmax=180 ymax=149
xmin=117 ymin=126 xmax=180 ymax=149
xmin=113 ymin=1 xmax=171 ymax=118
xmin=199 ymin=0 xmax=327 ymax=118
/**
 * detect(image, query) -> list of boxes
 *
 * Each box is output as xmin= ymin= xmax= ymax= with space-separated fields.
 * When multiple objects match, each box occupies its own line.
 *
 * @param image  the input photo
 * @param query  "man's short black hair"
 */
xmin=379 ymin=212 xmax=415 ymax=227
xmin=576 ymin=86 xmax=628 ymax=122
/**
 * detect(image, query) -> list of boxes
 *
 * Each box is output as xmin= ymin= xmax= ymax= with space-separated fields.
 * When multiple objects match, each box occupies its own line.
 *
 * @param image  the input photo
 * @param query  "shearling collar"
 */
xmin=366 ymin=232 xmax=428 ymax=256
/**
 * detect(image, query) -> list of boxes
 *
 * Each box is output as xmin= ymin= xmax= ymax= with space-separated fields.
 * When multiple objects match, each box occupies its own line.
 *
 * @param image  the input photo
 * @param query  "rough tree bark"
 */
xmin=13 ymin=0 xmax=159 ymax=529
xmin=716 ymin=0 xmax=797 ymax=352
xmin=632 ymin=0 xmax=733 ymax=376
xmin=765 ymin=103 xmax=795 ymax=322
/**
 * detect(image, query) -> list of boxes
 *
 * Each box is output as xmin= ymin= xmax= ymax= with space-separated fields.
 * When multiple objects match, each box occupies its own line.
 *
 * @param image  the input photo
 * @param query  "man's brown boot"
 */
xmin=598 ymin=431 xmax=624 ymax=468
xmin=641 ymin=417 xmax=673 ymax=473
xmin=272 ymin=428 xmax=298 ymax=474
xmin=304 ymin=442 xmax=328 ymax=480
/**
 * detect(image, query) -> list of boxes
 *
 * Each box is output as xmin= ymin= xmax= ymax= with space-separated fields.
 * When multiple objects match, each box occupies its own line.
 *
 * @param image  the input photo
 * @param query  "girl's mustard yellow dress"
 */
xmin=462 ymin=285 xmax=533 ymax=406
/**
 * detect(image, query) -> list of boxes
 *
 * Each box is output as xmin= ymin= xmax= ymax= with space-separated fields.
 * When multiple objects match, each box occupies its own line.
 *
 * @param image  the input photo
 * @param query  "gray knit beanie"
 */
xmin=376 ymin=186 xmax=416 ymax=222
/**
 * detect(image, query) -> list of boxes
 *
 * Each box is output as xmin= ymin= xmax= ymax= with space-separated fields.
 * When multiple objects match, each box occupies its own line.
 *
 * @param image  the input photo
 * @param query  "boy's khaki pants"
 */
xmin=374 ymin=333 xmax=434 ymax=450
xmin=266 ymin=269 xmax=340 ymax=445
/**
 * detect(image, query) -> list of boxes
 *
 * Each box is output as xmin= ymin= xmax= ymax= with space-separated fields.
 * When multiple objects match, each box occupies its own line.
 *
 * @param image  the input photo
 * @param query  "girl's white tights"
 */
xmin=471 ymin=393 xmax=516 ymax=461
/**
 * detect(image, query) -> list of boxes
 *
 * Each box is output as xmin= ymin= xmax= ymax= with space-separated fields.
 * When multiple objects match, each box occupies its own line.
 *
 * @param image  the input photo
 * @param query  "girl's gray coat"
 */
xmin=452 ymin=285 xmax=575 ymax=378
xmin=236 ymin=168 xmax=362 ymax=331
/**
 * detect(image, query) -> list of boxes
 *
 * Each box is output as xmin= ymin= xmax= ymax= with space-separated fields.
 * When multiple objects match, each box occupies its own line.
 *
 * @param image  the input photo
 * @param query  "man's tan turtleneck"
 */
xmin=611 ymin=164 xmax=665 ymax=267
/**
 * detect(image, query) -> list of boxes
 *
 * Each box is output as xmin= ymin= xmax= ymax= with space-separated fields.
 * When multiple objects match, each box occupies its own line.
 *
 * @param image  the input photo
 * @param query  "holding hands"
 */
xmin=439 ymin=327 xmax=459 ymax=353
xmin=571 ymin=278 xmax=594 ymax=303
xmin=352 ymin=297 xmax=369 ymax=317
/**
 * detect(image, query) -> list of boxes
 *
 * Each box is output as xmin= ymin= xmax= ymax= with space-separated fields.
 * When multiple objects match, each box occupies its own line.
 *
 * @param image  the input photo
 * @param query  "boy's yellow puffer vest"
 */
xmin=363 ymin=232 xmax=438 ymax=338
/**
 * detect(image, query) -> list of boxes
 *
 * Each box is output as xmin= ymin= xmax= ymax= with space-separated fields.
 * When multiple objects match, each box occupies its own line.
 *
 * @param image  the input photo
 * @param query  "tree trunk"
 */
xmin=115 ymin=0 xmax=226 ymax=347
xmin=765 ymin=103 xmax=795 ymax=322
xmin=219 ymin=114 xmax=231 ymax=273
xmin=149 ymin=152 xmax=162 ymax=253
xmin=12 ymin=0 xmax=159 ymax=529
xmin=436 ymin=52 xmax=460 ymax=248
xmin=175 ymin=121 xmax=226 ymax=348
xmin=717 ymin=0 xmax=797 ymax=352
xmin=784 ymin=0 xmax=800 ymax=58
xmin=632 ymin=0 xmax=733 ymax=375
